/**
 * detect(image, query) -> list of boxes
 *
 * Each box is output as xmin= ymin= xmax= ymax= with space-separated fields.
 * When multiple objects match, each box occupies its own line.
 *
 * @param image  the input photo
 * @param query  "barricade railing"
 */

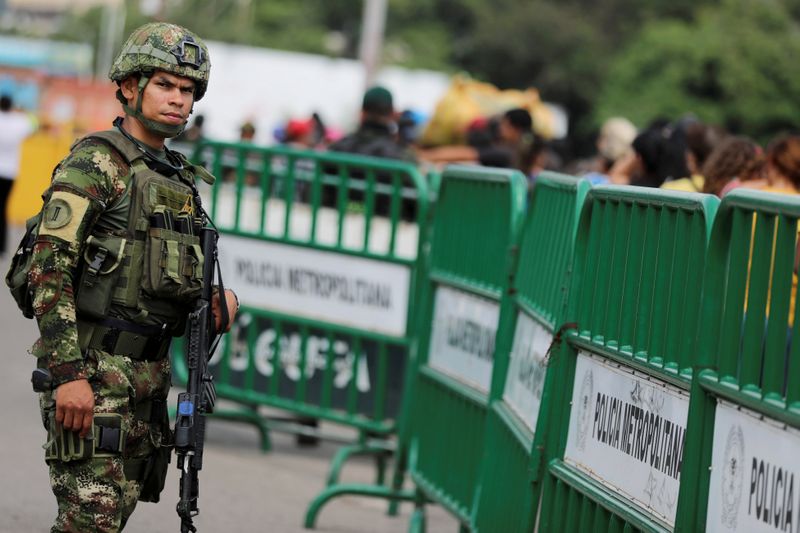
xmin=535 ymin=186 xmax=718 ymax=531
xmin=676 ymin=190 xmax=800 ymax=532
xmin=471 ymin=173 xmax=590 ymax=532
xmin=171 ymin=141 xmax=429 ymax=516
xmin=402 ymin=165 xmax=528 ymax=530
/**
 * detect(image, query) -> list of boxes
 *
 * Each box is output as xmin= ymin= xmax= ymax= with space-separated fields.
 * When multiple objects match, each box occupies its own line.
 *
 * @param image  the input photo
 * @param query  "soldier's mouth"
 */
xmin=163 ymin=113 xmax=185 ymax=124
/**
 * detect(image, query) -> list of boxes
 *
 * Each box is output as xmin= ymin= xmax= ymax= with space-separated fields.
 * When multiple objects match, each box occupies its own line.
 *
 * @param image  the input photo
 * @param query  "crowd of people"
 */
xmin=171 ymin=85 xmax=800 ymax=202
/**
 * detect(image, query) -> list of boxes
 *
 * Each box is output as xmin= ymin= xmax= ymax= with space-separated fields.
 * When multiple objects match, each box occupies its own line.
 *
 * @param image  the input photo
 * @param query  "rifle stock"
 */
xmin=174 ymin=227 xmax=218 ymax=533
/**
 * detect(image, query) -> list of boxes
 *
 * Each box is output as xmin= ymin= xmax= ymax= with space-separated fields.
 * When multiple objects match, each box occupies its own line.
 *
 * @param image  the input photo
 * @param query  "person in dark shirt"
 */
xmin=328 ymin=86 xmax=417 ymax=163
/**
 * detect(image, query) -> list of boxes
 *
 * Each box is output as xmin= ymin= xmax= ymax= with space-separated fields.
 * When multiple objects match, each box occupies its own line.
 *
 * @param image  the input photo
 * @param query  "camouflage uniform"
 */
xmin=26 ymin=22 xmax=213 ymax=532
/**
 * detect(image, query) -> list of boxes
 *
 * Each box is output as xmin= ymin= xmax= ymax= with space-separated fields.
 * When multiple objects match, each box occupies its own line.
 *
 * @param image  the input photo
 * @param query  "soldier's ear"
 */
xmin=119 ymin=76 xmax=139 ymax=103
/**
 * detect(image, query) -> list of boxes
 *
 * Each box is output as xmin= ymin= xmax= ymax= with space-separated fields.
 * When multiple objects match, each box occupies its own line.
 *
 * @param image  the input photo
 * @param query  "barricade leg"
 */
xmin=304 ymin=484 xmax=419 ymax=529
xmin=409 ymin=502 xmax=426 ymax=533
xmin=325 ymin=442 xmax=393 ymax=486
xmin=387 ymin=447 xmax=408 ymax=516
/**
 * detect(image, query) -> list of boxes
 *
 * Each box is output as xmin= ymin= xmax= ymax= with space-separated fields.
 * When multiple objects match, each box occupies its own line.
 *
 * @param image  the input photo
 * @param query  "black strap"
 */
xmin=208 ymin=254 xmax=227 ymax=359
xmin=95 ymin=315 xmax=168 ymax=338
xmin=79 ymin=317 xmax=171 ymax=361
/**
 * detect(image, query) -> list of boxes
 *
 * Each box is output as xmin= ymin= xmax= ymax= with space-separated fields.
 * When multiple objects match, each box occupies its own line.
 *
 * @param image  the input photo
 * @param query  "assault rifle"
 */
xmin=174 ymin=227 xmax=220 ymax=533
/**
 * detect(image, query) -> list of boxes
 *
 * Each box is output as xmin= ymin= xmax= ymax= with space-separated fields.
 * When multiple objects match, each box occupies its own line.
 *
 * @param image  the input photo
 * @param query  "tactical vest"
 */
xmin=73 ymin=130 xmax=211 ymax=329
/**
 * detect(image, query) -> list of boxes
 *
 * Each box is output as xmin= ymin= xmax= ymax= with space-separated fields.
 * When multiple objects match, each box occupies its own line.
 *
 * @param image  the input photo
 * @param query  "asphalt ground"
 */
xmin=0 ymin=225 xmax=455 ymax=533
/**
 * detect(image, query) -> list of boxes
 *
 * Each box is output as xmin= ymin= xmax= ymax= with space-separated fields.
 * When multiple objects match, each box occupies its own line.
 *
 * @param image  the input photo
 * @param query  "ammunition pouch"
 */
xmin=43 ymin=397 xmax=173 ymax=502
xmin=75 ymin=234 xmax=127 ymax=319
xmin=143 ymin=205 xmax=204 ymax=303
xmin=44 ymin=412 xmax=125 ymax=463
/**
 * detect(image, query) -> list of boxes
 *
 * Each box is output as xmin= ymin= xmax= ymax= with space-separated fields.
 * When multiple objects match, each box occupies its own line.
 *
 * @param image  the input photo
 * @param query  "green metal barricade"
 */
xmin=535 ymin=186 xmax=718 ymax=532
xmin=172 ymin=141 xmax=428 ymax=474
xmin=471 ymin=173 xmax=590 ymax=532
xmin=405 ymin=165 xmax=528 ymax=530
xmin=676 ymin=190 xmax=800 ymax=532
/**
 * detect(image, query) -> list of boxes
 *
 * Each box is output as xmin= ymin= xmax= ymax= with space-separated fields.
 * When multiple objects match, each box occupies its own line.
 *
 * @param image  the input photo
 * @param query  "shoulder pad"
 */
xmin=81 ymin=130 xmax=144 ymax=164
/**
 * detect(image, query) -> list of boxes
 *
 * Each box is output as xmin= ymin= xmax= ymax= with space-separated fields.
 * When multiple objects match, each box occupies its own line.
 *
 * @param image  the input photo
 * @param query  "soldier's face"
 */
xmin=122 ymin=70 xmax=196 ymax=128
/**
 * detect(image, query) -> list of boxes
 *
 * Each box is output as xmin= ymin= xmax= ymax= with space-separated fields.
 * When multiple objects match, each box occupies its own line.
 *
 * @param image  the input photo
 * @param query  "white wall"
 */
xmin=192 ymin=41 xmax=451 ymax=144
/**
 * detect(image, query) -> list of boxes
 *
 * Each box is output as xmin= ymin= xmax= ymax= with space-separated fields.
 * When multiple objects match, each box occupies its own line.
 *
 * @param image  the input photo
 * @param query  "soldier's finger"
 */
xmin=55 ymin=403 xmax=65 ymax=425
xmin=61 ymin=408 xmax=75 ymax=432
xmin=79 ymin=412 xmax=93 ymax=439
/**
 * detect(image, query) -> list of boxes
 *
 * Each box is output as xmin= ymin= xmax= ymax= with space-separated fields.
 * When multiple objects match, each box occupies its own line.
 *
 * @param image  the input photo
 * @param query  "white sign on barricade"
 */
xmin=503 ymin=311 xmax=552 ymax=431
xmin=564 ymin=351 xmax=690 ymax=526
xmin=428 ymin=285 xmax=500 ymax=393
xmin=707 ymin=401 xmax=800 ymax=532
xmin=218 ymin=234 xmax=411 ymax=337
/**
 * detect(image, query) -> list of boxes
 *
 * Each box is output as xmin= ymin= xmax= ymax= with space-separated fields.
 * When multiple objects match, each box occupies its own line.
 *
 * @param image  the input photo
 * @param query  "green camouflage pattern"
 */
xmin=41 ymin=351 xmax=171 ymax=532
xmin=31 ymin=134 xmax=177 ymax=530
xmin=109 ymin=22 xmax=210 ymax=100
xmin=30 ymin=137 xmax=129 ymax=387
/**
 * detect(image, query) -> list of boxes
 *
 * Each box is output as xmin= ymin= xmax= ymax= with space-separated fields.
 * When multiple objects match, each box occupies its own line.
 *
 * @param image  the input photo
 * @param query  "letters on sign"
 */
xmin=564 ymin=351 xmax=690 ymax=526
xmin=428 ymin=285 xmax=500 ymax=393
xmin=707 ymin=401 xmax=800 ymax=532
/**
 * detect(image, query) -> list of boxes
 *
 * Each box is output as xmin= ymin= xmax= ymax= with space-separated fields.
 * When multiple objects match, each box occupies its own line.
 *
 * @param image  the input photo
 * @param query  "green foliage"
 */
xmin=48 ymin=6 xmax=104 ymax=50
xmin=596 ymin=0 xmax=800 ymax=139
xmin=40 ymin=0 xmax=800 ymax=149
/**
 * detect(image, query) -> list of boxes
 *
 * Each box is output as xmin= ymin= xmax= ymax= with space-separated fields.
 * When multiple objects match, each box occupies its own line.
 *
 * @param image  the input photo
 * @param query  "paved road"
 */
xmin=0 ymin=226 xmax=455 ymax=533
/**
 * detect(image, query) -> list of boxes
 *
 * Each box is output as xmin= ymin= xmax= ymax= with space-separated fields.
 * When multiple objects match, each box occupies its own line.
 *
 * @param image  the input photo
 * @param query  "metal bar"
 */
xmin=741 ymin=212 xmax=773 ymax=387
xmin=336 ymin=164 xmax=348 ymax=247
xmin=269 ymin=319 xmax=282 ymax=396
xmin=297 ymin=323 xmax=309 ymax=402
xmin=258 ymin=153 xmax=273 ymax=235
xmin=374 ymin=342 xmax=388 ymax=421
xmin=389 ymin=172 xmax=401 ymax=257
xmin=233 ymin=145 xmax=248 ymax=231
xmin=363 ymin=168 xmax=376 ymax=252
xmin=321 ymin=330 xmax=334 ymax=410
xmin=283 ymin=154 xmax=296 ymax=239
xmin=309 ymin=161 xmax=323 ymax=244
xmin=762 ymin=214 xmax=794 ymax=398
xmin=718 ymin=208 xmax=751 ymax=378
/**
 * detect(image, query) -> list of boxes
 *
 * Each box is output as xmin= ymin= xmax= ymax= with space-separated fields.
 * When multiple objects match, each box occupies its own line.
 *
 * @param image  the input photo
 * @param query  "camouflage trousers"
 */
xmin=40 ymin=349 xmax=172 ymax=533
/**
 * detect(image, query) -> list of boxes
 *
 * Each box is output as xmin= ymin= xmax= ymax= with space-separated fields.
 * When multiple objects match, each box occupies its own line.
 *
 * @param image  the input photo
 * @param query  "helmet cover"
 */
xmin=109 ymin=22 xmax=210 ymax=100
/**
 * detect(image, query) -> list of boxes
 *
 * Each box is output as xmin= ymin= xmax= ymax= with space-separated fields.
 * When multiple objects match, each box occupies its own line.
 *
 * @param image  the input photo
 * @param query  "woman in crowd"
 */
xmin=701 ymin=136 xmax=762 ymax=197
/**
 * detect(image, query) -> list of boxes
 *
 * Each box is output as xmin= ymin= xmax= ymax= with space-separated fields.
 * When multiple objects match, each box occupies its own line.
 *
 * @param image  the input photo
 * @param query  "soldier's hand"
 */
xmin=211 ymin=288 xmax=239 ymax=333
xmin=54 ymin=379 xmax=95 ymax=438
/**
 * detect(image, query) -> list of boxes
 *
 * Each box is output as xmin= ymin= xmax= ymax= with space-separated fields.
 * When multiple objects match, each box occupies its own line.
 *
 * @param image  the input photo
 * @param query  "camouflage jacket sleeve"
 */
xmin=29 ymin=137 xmax=129 ymax=387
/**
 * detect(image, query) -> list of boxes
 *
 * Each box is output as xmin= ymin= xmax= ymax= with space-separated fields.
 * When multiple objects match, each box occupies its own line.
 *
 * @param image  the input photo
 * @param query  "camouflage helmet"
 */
xmin=109 ymin=22 xmax=210 ymax=100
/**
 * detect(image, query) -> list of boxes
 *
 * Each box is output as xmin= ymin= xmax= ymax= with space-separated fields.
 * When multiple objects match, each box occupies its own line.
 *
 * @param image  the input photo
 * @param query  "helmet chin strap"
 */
xmin=122 ymin=74 xmax=188 ymax=138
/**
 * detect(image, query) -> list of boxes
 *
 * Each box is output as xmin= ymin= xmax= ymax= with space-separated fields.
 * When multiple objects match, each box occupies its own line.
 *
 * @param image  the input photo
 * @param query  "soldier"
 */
xmin=22 ymin=23 xmax=238 ymax=532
